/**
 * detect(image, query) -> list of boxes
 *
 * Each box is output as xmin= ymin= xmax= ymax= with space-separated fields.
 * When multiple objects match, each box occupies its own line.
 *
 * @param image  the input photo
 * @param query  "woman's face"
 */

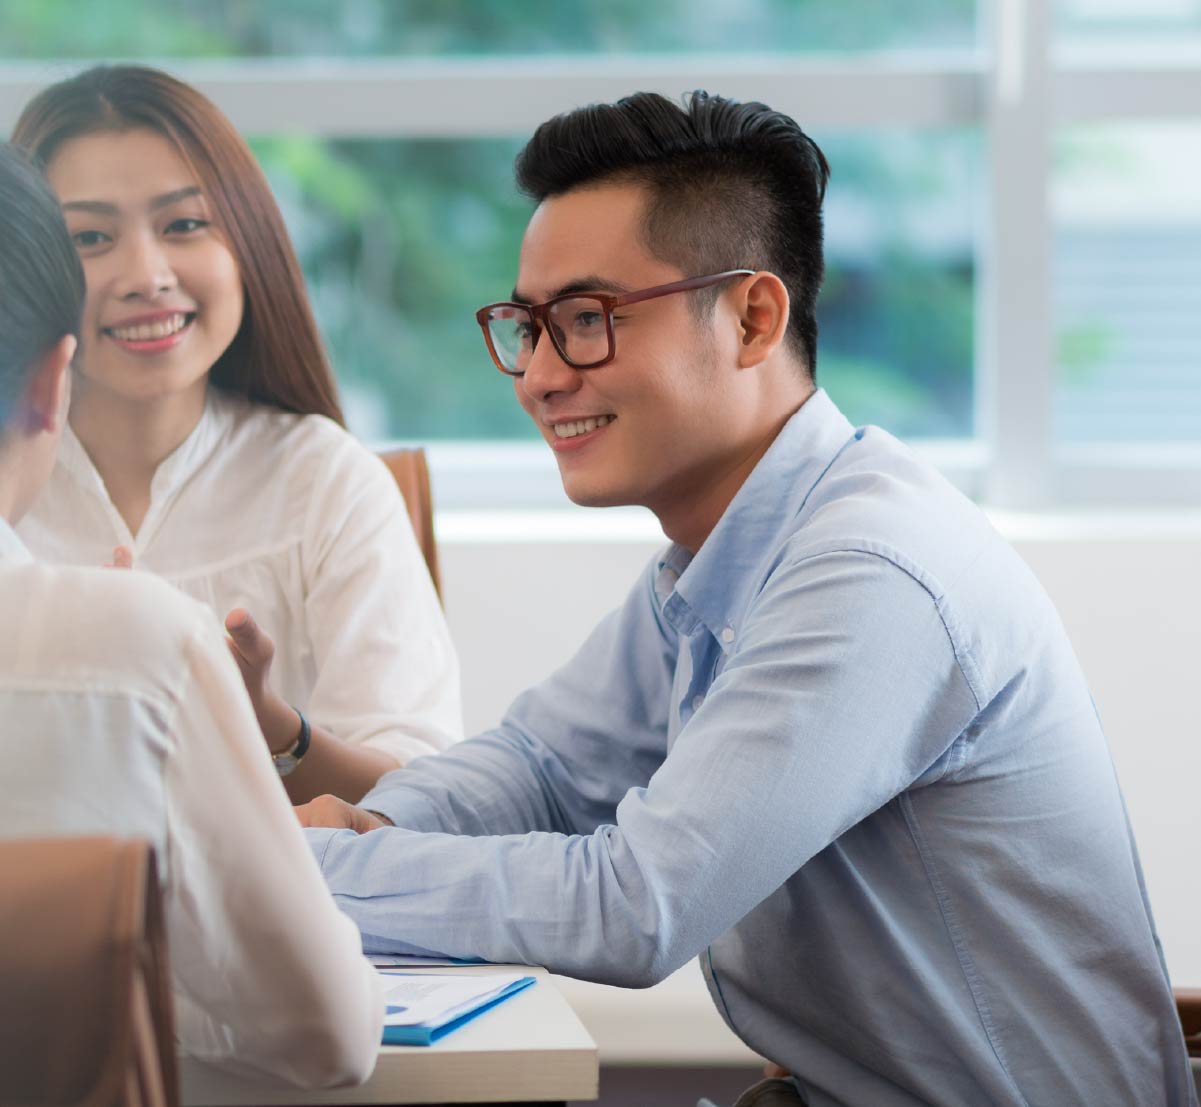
xmin=46 ymin=127 xmax=244 ymax=409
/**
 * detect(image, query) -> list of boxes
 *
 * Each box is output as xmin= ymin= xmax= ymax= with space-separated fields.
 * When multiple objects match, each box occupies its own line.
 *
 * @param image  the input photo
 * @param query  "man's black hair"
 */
xmin=0 ymin=143 xmax=84 ymax=427
xmin=515 ymin=90 xmax=830 ymax=379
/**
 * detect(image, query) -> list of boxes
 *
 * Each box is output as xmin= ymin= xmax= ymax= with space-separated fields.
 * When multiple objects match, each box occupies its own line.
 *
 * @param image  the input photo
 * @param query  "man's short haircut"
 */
xmin=515 ymin=90 xmax=830 ymax=380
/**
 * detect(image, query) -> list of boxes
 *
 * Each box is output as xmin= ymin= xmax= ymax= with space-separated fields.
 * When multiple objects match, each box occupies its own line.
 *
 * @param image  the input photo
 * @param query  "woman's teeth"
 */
xmin=553 ymin=414 xmax=614 ymax=439
xmin=108 ymin=313 xmax=190 ymax=342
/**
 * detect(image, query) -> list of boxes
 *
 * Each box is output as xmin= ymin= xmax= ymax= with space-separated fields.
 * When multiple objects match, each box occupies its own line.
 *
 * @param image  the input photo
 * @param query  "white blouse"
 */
xmin=0 ymin=521 xmax=382 ymax=1086
xmin=19 ymin=389 xmax=462 ymax=765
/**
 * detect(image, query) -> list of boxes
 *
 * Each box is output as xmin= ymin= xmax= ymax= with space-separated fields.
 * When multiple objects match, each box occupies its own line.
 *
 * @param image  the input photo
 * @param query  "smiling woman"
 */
xmin=48 ymin=129 xmax=244 ymax=435
xmin=11 ymin=65 xmax=463 ymax=803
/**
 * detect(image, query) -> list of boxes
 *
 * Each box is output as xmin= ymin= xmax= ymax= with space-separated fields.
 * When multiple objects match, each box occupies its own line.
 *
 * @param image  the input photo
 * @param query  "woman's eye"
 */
xmin=574 ymin=311 xmax=604 ymax=330
xmin=71 ymin=230 xmax=109 ymax=249
xmin=165 ymin=217 xmax=208 ymax=234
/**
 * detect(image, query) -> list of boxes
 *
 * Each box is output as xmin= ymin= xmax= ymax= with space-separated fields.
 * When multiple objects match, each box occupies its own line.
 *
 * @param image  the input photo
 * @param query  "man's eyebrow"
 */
xmin=60 ymin=186 xmax=204 ymax=217
xmin=510 ymin=275 xmax=632 ymax=304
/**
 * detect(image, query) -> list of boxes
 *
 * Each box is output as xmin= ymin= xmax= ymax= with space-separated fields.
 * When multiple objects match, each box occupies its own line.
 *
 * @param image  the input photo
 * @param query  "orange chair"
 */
xmin=0 ymin=837 xmax=178 ymax=1107
xmin=377 ymin=447 xmax=442 ymax=603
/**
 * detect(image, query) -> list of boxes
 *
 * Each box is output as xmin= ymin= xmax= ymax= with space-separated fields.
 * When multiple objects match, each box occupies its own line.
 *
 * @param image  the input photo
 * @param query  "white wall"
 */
xmin=439 ymin=511 xmax=1201 ymax=996
xmin=1011 ymin=522 xmax=1201 ymax=986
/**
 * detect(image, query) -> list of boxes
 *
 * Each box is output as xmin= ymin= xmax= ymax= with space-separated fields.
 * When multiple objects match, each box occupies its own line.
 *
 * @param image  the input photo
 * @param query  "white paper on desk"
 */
xmin=379 ymin=971 xmax=532 ymax=1027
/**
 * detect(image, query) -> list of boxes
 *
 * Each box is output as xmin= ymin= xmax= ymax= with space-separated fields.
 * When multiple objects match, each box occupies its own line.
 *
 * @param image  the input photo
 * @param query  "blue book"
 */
xmin=380 ymin=973 xmax=537 ymax=1046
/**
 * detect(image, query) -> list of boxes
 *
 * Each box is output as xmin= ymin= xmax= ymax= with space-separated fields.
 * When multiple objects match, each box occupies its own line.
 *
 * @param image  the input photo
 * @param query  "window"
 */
xmin=1054 ymin=122 xmax=1201 ymax=445
xmin=1056 ymin=0 xmax=1201 ymax=48
xmin=2 ymin=0 xmax=1197 ymax=506
xmin=3 ymin=1 xmax=977 ymax=59
xmin=251 ymin=136 xmax=533 ymax=442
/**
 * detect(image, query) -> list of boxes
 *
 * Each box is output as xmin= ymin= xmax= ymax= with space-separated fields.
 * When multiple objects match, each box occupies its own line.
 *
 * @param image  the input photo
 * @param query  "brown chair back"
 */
xmin=0 ymin=837 xmax=178 ymax=1107
xmin=1178 ymin=988 xmax=1201 ymax=1057
xmin=378 ymin=447 xmax=442 ymax=602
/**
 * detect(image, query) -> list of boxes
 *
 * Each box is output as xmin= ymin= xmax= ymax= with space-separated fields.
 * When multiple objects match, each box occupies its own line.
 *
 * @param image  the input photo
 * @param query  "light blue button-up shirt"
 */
xmin=309 ymin=391 xmax=1194 ymax=1106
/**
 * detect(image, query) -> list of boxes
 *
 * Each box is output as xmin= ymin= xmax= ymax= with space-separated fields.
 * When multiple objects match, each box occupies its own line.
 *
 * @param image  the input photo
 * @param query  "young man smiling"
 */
xmin=299 ymin=92 xmax=1195 ymax=1107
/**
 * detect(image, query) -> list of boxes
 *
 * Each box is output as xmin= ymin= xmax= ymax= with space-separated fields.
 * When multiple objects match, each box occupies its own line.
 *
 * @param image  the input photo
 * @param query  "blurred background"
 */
xmin=4 ymin=0 xmax=1199 ymax=506
xmin=4 ymin=4 xmax=1200 ymax=1104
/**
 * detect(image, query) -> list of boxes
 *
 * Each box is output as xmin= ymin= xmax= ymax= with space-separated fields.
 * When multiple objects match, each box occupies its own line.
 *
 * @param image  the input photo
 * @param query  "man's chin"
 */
xmin=559 ymin=474 xmax=635 ymax=510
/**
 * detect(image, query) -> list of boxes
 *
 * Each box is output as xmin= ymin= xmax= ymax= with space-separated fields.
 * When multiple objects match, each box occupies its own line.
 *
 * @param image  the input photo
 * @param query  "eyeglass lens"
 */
xmin=485 ymin=296 xmax=610 ymax=372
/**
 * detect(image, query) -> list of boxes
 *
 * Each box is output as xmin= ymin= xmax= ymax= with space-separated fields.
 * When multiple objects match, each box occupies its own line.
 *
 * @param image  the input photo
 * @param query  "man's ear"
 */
xmin=21 ymin=334 xmax=75 ymax=434
xmin=733 ymin=272 xmax=790 ymax=370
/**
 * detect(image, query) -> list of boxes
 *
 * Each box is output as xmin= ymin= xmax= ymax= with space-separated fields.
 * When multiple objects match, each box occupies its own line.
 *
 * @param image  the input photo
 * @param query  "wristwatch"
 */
xmin=272 ymin=709 xmax=311 ymax=776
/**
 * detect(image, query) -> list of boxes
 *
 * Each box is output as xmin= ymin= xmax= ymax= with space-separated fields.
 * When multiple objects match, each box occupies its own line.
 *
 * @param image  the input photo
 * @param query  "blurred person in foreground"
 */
xmin=297 ymin=92 xmax=1195 ymax=1107
xmin=0 ymin=142 xmax=381 ymax=1089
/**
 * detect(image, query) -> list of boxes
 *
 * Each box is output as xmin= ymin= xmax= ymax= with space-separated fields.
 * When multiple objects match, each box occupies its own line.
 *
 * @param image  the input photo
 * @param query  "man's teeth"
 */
xmin=553 ymin=414 xmax=614 ymax=439
xmin=109 ymin=313 xmax=189 ymax=342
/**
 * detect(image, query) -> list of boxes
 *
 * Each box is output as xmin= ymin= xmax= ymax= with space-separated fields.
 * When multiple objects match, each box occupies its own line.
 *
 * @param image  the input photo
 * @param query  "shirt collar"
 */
xmin=662 ymin=389 xmax=859 ymax=649
xmin=57 ymin=386 xmax=233 ymax=505
xmin=0 ymin=516 xmax=33 ymax=564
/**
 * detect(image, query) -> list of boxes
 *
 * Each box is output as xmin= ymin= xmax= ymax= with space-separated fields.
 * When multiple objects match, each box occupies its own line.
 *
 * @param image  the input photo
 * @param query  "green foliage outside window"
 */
xmin=2 ymin=1 xmax=976 ymax=59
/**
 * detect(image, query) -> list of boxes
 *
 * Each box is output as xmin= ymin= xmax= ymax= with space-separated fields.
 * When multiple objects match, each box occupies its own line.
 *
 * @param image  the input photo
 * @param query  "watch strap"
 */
xmin=272 ymin=709 xmax=311 ymax=776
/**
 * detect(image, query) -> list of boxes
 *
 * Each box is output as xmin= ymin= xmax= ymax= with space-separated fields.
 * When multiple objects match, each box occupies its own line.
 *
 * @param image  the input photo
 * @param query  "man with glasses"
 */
xmin=300 ymin=91 xmax=1194 ymax=1106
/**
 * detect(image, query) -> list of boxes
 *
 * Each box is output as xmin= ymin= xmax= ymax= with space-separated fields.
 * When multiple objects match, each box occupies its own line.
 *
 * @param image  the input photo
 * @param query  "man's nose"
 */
xmin=518 ymin=329 xmax=582 ymax=403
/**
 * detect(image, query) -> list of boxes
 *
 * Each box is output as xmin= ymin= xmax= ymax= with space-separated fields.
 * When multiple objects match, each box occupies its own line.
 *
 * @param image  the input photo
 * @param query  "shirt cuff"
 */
xmin=303 ymin=825 xmax=344 ymax=870
xmin=358 ymin=776 xmax=450 ymax=834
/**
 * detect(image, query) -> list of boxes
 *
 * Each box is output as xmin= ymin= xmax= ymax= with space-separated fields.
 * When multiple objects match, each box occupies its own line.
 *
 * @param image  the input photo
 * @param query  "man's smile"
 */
xmin=548 ymin=414 xmax=616 ymax=440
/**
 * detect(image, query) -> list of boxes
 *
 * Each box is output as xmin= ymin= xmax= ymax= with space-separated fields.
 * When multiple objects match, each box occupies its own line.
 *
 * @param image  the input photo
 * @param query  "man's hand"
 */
xmin=225 ymin=607 xmax=302 ymax=754
xmin=295 ymin=794 xmax=391 ymax=834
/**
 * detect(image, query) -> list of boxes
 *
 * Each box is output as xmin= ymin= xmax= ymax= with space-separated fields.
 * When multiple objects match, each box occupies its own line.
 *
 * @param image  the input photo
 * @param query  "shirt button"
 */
xmin=692 ymin=694 xmax=705 ymax=711
xmin=721 ymin=626 xmax=735 ymax=644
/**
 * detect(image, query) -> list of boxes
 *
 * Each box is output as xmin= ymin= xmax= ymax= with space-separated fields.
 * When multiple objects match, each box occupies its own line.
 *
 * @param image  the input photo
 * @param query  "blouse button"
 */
xmin=721 ymin=626 xmax=735 ymax=644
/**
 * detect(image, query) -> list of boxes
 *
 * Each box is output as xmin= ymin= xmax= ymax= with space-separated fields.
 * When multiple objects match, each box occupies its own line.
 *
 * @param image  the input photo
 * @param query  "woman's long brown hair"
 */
xmin=12 ymin=65 xmax=345 ymax=425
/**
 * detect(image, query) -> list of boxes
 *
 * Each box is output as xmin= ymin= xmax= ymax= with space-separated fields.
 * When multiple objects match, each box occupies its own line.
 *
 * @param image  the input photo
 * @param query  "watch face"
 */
xmin=273 ymin=752 xmax=299 ymax=777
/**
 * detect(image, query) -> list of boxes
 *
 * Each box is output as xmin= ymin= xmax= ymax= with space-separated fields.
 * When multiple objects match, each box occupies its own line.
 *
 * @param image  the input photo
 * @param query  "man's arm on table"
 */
xmin=307 ymin=558 xmax=680 ymax=842
xmin=305 ymin=551 xmax=978 ymax=986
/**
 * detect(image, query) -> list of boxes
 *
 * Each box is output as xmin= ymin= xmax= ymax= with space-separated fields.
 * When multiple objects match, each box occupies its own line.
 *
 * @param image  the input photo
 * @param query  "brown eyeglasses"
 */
xmin=475 ymin=269 xmax=755 ymax=376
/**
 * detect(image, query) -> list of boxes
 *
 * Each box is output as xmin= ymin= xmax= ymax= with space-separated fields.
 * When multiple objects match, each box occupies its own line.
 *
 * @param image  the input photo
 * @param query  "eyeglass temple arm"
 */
xmin=610 ymin=269 xmax=756 ymax=308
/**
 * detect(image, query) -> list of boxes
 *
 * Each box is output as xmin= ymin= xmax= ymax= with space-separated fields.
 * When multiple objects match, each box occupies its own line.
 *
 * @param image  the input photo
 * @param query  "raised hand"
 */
xmin=224 ymin=607 xmax=302 ymax=754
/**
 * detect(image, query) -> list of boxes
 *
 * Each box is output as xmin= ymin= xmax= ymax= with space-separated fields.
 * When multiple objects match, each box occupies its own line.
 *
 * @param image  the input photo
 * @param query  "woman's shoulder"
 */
xmin=0 ymin=563 xmax=219 ymax=697
xmin=217 ymin=392 xmax=376 ymax=471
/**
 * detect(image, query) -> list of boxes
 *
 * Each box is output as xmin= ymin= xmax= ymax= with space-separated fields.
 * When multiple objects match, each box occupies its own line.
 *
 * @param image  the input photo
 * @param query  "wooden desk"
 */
xmin=180 ymin=966 xmax=598 ymax=1106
